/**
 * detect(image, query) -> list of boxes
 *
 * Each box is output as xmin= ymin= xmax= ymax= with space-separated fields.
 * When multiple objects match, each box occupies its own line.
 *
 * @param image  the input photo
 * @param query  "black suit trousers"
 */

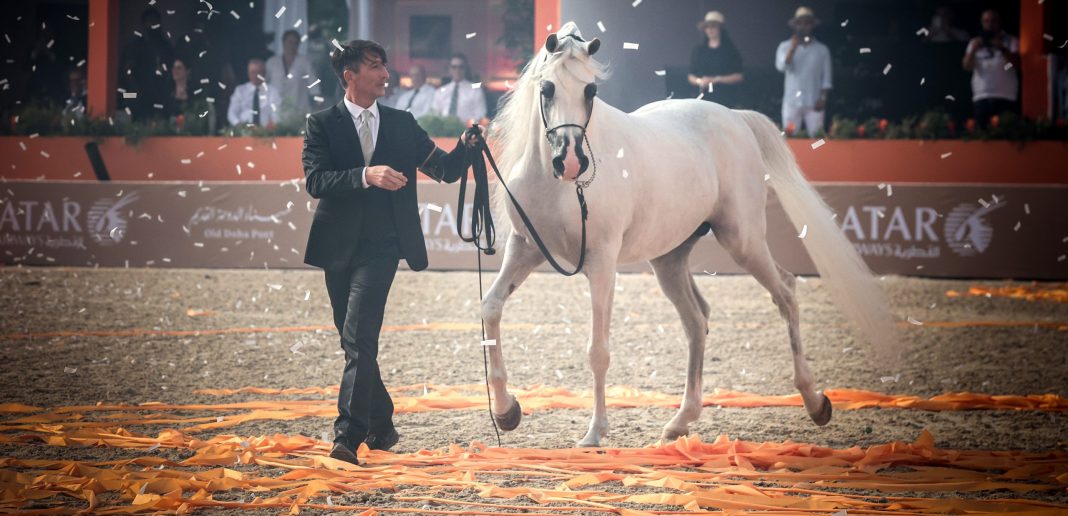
xmin=324 ymin=239 xmax=400 ymax=447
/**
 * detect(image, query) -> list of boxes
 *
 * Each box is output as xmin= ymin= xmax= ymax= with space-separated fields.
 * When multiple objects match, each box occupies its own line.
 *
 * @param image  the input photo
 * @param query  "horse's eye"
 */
xmin=584 ymin=83 xmax=597 ymax=100
xmin=540 ymin=81 xmax=555 ymax=99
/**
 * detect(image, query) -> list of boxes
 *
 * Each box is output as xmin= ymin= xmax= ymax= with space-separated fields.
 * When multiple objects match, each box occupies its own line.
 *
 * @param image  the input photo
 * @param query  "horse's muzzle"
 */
xmin=551 ymin=136 xmax=589 ymax=181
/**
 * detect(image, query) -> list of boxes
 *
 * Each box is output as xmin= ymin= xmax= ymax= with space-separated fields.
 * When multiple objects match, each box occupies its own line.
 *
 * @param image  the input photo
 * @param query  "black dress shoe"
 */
xmin=365 ymin=427 xmax=400 ymax=451
xmin=328 ymin=442 xmax=360 ymax=466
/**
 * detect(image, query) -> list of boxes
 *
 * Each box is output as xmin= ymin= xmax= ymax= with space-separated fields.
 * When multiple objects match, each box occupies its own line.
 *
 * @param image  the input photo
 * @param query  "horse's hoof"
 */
xmin=660 ymin=426 xmax=689 ymax=441
xmin=492 ymin=396 xmax=522 ymax=431
xmin=810 ymin=393 xmax=833 ymax=426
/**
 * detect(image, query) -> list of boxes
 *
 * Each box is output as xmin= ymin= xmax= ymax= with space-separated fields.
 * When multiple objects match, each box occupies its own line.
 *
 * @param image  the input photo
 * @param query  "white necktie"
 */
xmin=359 ymin=109 xmax=374 ymax=165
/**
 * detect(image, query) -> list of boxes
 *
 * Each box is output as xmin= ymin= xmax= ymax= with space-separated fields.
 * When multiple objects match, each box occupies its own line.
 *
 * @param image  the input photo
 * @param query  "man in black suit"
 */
xmin=303 ymin=40 xmax=477 ymax=465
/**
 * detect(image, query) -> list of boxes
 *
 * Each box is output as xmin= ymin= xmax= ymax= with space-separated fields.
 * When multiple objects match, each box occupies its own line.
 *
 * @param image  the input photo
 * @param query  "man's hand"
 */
xmin=463 ymin=124 xmax=485 ymax=149
xmin=365 ymin=165 xmax=408 ymax=191
xmin=790 ymin=35 xmax=802 ymax=49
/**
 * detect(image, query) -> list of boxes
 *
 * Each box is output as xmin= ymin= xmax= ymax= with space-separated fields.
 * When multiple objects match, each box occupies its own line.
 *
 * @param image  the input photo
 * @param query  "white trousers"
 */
xmin=782 ymin=104 xmax=825 ymax=136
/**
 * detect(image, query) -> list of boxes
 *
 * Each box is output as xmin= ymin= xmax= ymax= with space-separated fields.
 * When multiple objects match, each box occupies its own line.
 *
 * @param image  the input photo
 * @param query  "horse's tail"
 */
xmin=735 ymin=109 xmax=899 ymax=364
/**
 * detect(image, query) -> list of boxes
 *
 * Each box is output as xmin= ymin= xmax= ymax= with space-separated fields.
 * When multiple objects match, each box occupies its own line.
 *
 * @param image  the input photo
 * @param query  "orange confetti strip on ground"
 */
xmin=1 ymin=425 xmax=1066 ymax=515
xmin=947 ymin=283 xmax=1068 ymax=303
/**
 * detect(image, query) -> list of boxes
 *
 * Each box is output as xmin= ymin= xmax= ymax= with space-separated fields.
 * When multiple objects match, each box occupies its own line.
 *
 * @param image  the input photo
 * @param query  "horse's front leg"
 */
xmin=481 ymin=231 xmax=546 ymax=430
xmin=577 ymin=249 xmax=619 ymax=447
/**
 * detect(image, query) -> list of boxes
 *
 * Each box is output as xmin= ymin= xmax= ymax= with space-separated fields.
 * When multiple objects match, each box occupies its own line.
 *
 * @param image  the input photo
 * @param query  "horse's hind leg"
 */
xmin=714 ymin=220 xmax=832 ymax=426
xmin=481 ymin=231 xmax=546 ymax=430
xmin=650 ymin=234 xmax=711 ymax=440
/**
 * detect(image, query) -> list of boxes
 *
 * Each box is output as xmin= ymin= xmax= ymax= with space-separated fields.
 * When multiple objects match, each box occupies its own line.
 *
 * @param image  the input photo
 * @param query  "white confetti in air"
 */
xmin=616 ymin=148 xmax=624 ymax=158
xmin=811 ymin=139 xmax=825 ymax=149
xmin=122 ymin=92 xmax=138 ymax=99
xmin=1044 ymin=34 xmax=1054 ymax=42
xmin=180 ymin=159 xmax=191 ymax=165
xmin=274 ymin=6 xmax=286 ymax=18
xmin=631 ymin=0 xmax=641 ymax=6
xmin=797 ymin=224 xmax=808 ymax=239
xmin=293 ymin=19 xmax=302 ymax=28
xmin=306 ymin=79 xmax=321 ymax=89
xmin=471 ymin=82 xmax=481 ymax=88
xmin=40 ymin=151 xmax=50 ymax=158
xmin=654 ymin=70 xmax=665 ymax=76
xmin=859 ymin=48 xmax=871 ymax=54
xmin=1013 ymin=221 xmax=1021 ymax=231
xmin=920 ymin=77 xmax=926 ymax=85
xmin=1024 ymin=203 xmax=1030 ymax=214
xmin=481 ymin=339 xmax=496 ymax=346
xmin=840 ymin=19 xmax=849 ymax=27
xmin=466 ymin=32 xmax=476 ymax=39
xmin=886 ymin=184 xmax=893 ymax=197
xmin=230 ymin=10 xmax=240 ymax=20
xmin=882 ymin=63 xmax=892 ymax=75
xmin=940 ymin=152 xmax=952 ymax=159
xmin=622 ymin=169 xmax=629 ymax=179
xmin=907 ymin=316 xmax=923 ymax=325
xmin=426 ymin=203 xmax=442 ymax=213
xmin=623 ymin=42 xmax=639 ymax=50
xmin=945 ymin=94 xmax=955 ymax=101
xmin=331 ymin=39 xmax=343 ymax=51
xmin=597 ymin=21 xmax=606 ymax=32
xmin=916 ymin=27 xmax=929 ymax=36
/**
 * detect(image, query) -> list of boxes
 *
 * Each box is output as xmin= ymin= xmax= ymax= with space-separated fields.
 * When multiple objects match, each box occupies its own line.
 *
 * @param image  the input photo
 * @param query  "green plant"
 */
xmin=417 ymin=114 xmax=467 ymax=138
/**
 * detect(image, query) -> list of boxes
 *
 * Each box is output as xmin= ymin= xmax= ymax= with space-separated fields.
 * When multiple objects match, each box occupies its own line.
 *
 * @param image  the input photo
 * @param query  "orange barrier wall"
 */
xmin=2 ymin=136 xmax=1066 ymax=184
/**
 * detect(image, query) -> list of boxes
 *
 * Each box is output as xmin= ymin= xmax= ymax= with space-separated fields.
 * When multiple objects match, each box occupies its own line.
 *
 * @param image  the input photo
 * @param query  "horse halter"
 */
xmin=538 ymin=33 xmax=600 ymax=186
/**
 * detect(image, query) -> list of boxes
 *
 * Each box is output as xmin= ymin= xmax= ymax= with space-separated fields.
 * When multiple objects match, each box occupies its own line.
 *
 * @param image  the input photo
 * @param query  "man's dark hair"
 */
xmin=283 ymin=29 xmax=301 ymax=43
xmin=331 ymin=40 xmax=388 ymax=87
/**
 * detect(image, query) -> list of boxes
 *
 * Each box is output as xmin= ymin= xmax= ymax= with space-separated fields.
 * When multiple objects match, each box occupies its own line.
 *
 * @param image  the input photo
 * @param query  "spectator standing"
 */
xmin=688 ymin=11 xmax=744 ymax=107
xmin=926 ymin=6 xmax=969 ymax=43
xmin=120 ymin=7 xmax=175 ymax=119
xmin=432 ymin=53 xmax=486 ymax=123
xmin=266 ymin=30 xmax=321 ymax=122
xmin=775 ymin=7 xmax=832 ymax=136
xmin=962 ymin=9 xmax=1020 ymax=126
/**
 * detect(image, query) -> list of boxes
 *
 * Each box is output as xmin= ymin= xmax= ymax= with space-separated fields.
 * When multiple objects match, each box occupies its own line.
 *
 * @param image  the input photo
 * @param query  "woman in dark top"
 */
xmin=688 ymin=11 xmax=744 ymax=107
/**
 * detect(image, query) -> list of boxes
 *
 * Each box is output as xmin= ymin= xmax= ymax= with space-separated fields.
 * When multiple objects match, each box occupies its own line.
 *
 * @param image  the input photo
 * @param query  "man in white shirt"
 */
xmin=775 ymin=7 xmax=832 ymax=136
xmin=266 ymin=29 xmax=322 ymax=122
xmin=393 ymin=64 xmax=436 ymax=119
xmin=431 ymin=53 xmax=487 ymax=124
xmin=962 ymin=9 xmax=1020 ymax=126
xmin=228 ymin=58 xmax=281 ymax=127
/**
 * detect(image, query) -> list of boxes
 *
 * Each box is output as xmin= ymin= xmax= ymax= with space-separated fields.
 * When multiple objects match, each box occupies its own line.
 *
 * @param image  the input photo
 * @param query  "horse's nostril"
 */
xmin=552 ymin=156 xmax=565 ymax=172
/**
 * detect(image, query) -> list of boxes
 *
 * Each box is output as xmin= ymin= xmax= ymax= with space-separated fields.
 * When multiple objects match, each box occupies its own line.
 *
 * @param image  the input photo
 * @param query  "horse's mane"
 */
xmin=490 ymin=32 xmax=609 ymax=180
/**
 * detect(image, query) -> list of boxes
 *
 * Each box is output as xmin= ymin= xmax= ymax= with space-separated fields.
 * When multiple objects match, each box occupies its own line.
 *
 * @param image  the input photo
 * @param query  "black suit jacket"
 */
xmin=302 ymin=100 xmax=468 ymax=271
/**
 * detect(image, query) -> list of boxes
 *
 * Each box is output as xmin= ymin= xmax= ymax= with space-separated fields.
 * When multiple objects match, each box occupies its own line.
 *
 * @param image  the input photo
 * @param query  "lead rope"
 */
xmin=455 ymin=126 xmax=595 ymax=447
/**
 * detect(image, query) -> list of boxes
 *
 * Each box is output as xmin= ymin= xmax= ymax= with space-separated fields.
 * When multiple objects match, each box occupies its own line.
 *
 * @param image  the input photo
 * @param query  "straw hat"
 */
xmin=697 ymin=11 xmax=726 ymax=29
xmin=788 ymin=6 xmax=820 ymax=27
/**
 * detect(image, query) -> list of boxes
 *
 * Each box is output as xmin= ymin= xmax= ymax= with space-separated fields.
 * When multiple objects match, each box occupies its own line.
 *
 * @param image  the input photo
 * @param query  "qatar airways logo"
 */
xmin=838 ymin=201 xmax=1002 ymax=259
xmin=943 ymin=201 xmax=1004 ymax=257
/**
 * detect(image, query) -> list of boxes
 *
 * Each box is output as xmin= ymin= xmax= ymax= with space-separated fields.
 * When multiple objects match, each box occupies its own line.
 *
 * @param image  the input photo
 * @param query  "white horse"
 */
xmin=481 ymin=23 xmax=896 ymax=447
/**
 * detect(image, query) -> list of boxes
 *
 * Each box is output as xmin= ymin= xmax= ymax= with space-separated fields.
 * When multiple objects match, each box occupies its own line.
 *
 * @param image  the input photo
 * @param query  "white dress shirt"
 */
xmin=393 ymin=83 xmax=436 ymax=119
xmin=775 ymin=38 xmax=832 ymax=109
xmin=343 ymin=96 xmax=380 ymax=188
xmin=227 ymin=82 xmax=281 ymax=127
xmin=965 ymin=33 xmax=1019 ymax=101
xmin=266 ymin=53 xmax=321 ymax=118
xmin=431 ymin=80 xmax=487 ymax=123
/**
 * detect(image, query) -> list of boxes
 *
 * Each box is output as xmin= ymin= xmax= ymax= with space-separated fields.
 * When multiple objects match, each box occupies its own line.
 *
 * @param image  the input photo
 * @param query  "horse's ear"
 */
xmin=585 ymin=38 xmax=601 ymax=56
xmin=545 ymin=33 xmax=559 ymax=53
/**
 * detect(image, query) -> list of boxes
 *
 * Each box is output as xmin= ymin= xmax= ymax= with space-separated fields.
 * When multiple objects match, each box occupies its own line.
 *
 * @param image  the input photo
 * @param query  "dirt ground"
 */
xmin=1 ymin=266 xmax=1066 ymax=513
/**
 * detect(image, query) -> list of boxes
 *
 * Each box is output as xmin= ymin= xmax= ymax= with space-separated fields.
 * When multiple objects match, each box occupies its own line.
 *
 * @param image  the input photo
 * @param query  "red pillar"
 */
xmin=87 ymin=0 xmax=119 ymax=117
xmin=1019 ymin=0 xmax=1049 ymax=118
xmin=534 ymin=0 xmax=560 ymax=53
